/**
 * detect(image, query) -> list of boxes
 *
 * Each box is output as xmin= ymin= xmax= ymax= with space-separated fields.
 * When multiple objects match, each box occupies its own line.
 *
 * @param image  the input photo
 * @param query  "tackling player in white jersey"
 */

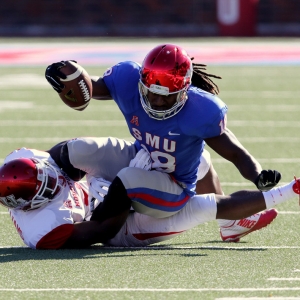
xmin=0 ymin=137 xmax=298 ymax=249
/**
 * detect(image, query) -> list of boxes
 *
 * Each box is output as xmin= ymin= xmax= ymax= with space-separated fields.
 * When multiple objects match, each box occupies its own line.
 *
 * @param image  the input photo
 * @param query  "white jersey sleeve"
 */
xmin=4 ymin=147 xmax=56 ymax=165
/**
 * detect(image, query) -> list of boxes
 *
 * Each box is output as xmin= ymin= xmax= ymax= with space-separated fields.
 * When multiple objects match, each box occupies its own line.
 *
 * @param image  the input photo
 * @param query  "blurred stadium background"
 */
xmin=0 ymin=0 xmax=300 ymax=38
xmin=0 ymin=1 xmax=300 ymax=300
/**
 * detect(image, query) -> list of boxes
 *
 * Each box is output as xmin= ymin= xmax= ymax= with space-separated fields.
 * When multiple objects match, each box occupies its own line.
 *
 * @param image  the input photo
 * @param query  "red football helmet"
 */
xmin=139 ymin=44 xmax=193 ymax=120
xmin=0 ymin=158 xmax=60 ymax=211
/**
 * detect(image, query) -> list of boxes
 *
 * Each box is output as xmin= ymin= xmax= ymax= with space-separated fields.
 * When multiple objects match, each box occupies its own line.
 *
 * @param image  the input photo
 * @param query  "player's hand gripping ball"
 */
xmin=59 ymin=61 xmax=93 ymax=111
xmin=47 ymin=60 xmax=93 ymax=111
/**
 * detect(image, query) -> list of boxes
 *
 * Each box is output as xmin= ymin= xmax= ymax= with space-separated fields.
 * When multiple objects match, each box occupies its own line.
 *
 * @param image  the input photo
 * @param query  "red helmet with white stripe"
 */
xmin=0 ymin=158 xmax=60 ymax=211
xmin=139 ymin=44 xmax=193 ymax=120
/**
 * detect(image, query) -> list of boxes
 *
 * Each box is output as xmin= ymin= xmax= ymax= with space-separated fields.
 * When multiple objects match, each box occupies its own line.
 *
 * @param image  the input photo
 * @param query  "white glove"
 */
xmin=129 ymin=148 xmax=152 ymax=170
xmin=87 ymin=177 xmax=111 ymax=212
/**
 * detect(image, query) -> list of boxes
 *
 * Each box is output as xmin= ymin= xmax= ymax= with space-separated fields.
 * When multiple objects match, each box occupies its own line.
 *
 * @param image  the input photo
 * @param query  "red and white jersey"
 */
xmin=5 ymin=148 xmax=90 ymax=249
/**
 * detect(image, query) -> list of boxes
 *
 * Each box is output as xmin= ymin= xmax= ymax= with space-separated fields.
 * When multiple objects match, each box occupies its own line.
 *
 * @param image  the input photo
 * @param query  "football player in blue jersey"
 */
xmin=46 ymin=44 xmax=281 ymax=242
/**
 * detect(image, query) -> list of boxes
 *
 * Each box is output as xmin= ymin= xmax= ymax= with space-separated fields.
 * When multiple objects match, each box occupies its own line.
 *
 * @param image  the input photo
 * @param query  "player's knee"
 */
xmin=116 ymin=167 xmax=140 ymax=184
xmin=68 ymin=138 xmax=99 ymax=156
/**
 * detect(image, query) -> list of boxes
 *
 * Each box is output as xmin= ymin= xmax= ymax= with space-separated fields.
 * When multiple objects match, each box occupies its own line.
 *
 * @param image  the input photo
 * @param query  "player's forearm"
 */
xmin=47 ymin=141 xmax=86 ymax=181
xmin=61 ymin=212 xmax=129 ymax=248
xmin=46 ymin=141 xmax=67 ymax=168
xmin=234 ymin=155 xmax=262 ymax=184
xmin=205 ymin=128 xmax=262 ymax=183
xmin=91 ymin=77 xmax=112 ymax=100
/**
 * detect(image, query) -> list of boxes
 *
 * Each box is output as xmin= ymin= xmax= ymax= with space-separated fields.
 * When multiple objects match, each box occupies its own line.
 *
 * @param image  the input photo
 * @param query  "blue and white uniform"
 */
xmin=103 ymin=61 xmax=227 ymax=217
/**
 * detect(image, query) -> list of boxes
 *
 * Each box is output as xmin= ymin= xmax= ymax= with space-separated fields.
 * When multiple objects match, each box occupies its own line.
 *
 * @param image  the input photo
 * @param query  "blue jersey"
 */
xmin=103 ymin=61 xmax=228 ymax=195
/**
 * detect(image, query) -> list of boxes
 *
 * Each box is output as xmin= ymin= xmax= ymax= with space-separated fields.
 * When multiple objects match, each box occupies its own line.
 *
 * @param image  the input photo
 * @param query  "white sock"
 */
xmin=218 ymin=180 xmax=299 ymax=227
xmin=217 ymin=219 xmax=235 ymax=227
xmin=263 ymin=180 xmax=298 ymax=209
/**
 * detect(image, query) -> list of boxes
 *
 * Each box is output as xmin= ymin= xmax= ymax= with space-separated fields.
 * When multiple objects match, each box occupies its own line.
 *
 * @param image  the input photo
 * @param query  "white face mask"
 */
xmin=138 ymin=81 xmax=188 ymax=120
xmin=29 ymin=158 xmax=61 ymax=210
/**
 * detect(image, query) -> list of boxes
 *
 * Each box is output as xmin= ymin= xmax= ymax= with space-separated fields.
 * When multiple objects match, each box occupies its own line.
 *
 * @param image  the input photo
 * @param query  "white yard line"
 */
xmin=0 ymin=287 xmax=299 ymax=292
xmin=213 ymin=159 xmax=300 ymax=163
xmin=268 ymin=278 xmax=300 ymax=281
xmin=217 ymin=298 xmax=300 ymax=300
xmin=0 ymin=120 xmax=126 ymax=126
xmin=237 ymin=137 xmax=300 ymax=143
xmin=1 ymin=245 xmax=300 ymax=250
xmin=0 ymin=137 xmax=299 ymax=144
xmin=0 ymin=210 xmax=299 ymax=215
xmin=1 ymin=120 xmax=300 ymax=127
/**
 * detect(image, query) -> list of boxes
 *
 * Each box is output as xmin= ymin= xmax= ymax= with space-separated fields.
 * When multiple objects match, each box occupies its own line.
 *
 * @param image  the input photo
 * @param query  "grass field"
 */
xmin=0 ymin=38 xmax=300 ymax=300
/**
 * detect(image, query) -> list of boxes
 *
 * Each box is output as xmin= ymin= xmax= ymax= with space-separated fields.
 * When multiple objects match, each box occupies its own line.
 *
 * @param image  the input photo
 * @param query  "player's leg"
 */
xmin=66 ymin=137 xmax=137 ymax=181
xmin=218 ymin=178 xmax=299 ymax=219
xmin=106 ymin=178 xmax=300 ymax=247
xmin=117 ymin=167 xmax=190 ymax=218
xmin=106 ymin=190 xmax=258 ymax=247
xmin=110 ymin=191 xmax=266 ymax=247
xmin=195 ymin=149 xmax=223 ymax=195
xmin=90 ymin=167 xmax=189 ymax=234
xmin=195 ymin=149 xmax=278 ymax=242
xmin=216 ymin=178 xmax=300 ymax=240
xmin=47 ymin=137 xmax=137 ymax=182
xmin=106 ymin=193 xmax=217 ymax=247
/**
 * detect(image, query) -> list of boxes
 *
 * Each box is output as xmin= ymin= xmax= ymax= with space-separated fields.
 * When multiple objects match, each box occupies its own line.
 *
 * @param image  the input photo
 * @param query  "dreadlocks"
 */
xmin=191 ymin=59 xmax=221 ymax=95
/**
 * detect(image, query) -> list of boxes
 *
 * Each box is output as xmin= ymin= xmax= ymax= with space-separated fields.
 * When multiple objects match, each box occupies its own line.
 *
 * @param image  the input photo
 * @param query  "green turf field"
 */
xmin=0 ymin=39 xmax=300 ymax=300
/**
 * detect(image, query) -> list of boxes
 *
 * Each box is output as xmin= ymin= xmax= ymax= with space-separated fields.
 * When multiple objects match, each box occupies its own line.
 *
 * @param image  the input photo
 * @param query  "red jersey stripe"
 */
xmin=128 ymin=192 xmax=190 ymax=207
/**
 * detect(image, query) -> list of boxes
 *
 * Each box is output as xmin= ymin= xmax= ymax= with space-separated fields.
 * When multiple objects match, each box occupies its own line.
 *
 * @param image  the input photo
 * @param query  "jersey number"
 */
xmin=150 ymin=150 xmax=175 ymax=173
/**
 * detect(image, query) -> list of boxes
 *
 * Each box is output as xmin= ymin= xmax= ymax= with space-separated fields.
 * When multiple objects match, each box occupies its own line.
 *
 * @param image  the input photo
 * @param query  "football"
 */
xmin=59 ymin=61 xmax=93 ymax=111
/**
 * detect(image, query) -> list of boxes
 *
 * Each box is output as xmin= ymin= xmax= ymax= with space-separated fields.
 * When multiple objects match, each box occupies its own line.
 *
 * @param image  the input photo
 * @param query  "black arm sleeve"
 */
xmin=46 ymin=141 xmax=86 ymax=181
xmin=91 ymin=176 xmax=131 ymax=222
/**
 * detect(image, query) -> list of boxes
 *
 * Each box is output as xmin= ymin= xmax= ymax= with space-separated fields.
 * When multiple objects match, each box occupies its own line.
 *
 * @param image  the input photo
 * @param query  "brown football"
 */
xmin=59 ymin=61 xmax=93 ymax=111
